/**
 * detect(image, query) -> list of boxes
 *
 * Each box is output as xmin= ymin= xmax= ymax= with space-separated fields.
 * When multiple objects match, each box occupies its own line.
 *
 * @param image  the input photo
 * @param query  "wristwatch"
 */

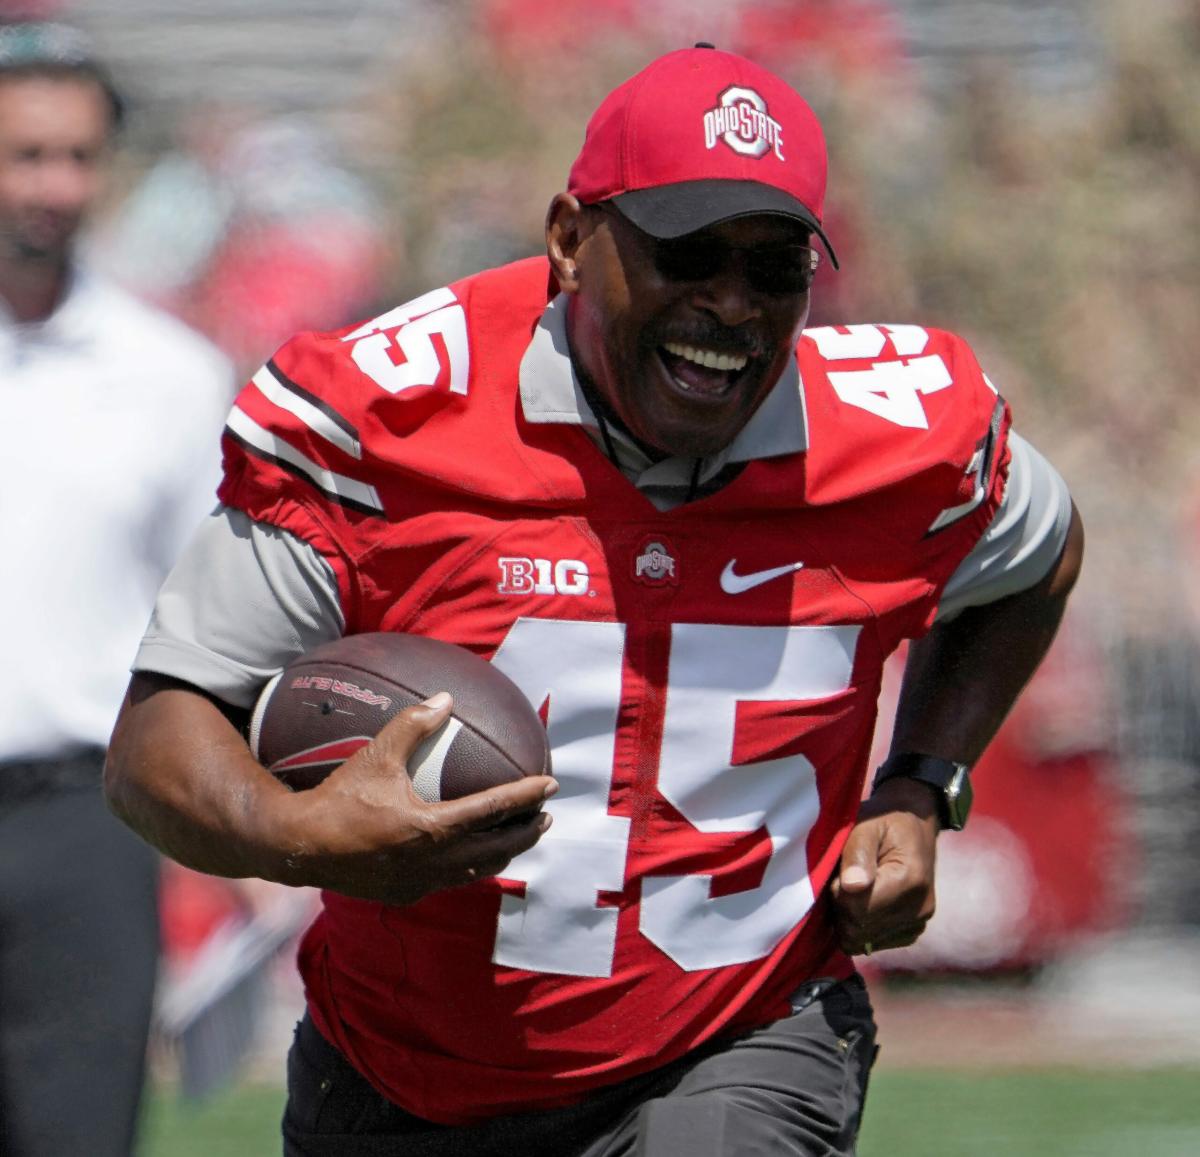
xmin=871 ymin=753 xmax=973 ymax=831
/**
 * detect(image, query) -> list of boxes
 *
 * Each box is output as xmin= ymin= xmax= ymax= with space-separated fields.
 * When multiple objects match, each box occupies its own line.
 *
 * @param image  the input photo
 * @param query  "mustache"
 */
xmin=651 ymin=321 xmax=765 ymax=359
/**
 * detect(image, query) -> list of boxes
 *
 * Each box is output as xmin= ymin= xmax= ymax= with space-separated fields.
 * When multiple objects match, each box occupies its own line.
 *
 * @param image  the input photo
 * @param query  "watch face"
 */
xmin=944 ymin=765 xmax=973 ymax=830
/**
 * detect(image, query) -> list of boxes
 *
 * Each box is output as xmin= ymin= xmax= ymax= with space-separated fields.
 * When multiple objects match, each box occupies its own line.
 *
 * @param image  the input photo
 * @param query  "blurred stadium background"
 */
xmin=6 ymin=0 xmax=1200 ymax=1152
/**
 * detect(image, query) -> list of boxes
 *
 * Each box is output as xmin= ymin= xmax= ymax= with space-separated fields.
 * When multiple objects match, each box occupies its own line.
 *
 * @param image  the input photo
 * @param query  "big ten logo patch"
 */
xmin=497 ymin=557 xmax=591 ymax=597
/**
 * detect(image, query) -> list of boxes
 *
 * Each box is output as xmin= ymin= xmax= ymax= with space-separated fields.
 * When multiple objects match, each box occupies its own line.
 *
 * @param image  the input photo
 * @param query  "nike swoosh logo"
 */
xmin=720 ymin=559 xmax=805 ymax=595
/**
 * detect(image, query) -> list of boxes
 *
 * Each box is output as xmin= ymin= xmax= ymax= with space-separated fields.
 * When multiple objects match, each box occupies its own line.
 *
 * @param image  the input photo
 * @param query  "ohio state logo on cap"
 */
xmin=565 ymin=46 xmax=838 ymax=265
xmin=703 ymin=86 xmax=784 ymax=161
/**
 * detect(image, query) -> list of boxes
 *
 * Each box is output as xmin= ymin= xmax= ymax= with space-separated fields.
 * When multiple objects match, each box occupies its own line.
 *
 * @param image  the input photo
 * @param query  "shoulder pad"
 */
xmin=797 ymin=323 xmax=1011 ymax=535
xmin=220 ymin=261 xmax=554 ymax=524
xmin=800 ymin=323 xmax=998 ymax=433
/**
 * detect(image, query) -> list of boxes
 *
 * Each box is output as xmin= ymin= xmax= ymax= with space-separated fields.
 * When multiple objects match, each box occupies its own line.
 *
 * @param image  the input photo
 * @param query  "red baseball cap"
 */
xmin=567 ymin=44 xmax=837 ymax=267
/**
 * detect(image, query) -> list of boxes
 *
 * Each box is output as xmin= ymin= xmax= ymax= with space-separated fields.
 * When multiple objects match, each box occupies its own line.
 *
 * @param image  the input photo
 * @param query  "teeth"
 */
xmin=663 ymin=342 xmax=749 ymax=373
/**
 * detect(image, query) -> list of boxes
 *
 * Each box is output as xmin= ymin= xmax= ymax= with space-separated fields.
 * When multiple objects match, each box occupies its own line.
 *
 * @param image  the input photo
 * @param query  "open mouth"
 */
xmin=659 ymin=341 xmax=752 ymax=398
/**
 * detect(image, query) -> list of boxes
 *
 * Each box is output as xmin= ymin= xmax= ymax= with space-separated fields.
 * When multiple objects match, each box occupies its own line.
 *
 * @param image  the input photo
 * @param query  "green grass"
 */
xmin=860 ymin=1069 xmax=1200 ymax=1157
xmin=139 ymin=1068 xmax=1200 ymax=1156
xmin=141 ymin=1085 xmax=284 ymax=1157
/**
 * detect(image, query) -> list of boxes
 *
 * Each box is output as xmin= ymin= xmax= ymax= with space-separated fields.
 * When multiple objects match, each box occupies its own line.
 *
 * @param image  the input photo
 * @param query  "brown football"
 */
xmin=248 ymin=632 xmax=550 ymax=800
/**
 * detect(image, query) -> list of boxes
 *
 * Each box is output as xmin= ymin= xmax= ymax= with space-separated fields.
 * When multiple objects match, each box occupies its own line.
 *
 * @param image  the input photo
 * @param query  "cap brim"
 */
xmin=612 ymin=179 xmax=838 ymax=269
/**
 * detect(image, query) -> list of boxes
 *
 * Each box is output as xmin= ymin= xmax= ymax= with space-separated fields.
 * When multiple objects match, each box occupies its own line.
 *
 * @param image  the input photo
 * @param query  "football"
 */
xmin=248 ymin=632 xmax=550 ymax=801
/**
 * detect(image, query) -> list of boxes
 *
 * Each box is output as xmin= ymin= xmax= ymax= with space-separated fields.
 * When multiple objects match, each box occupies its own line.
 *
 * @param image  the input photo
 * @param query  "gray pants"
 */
xmin=283 ymin=976 xmax=877 ymax=1156
xmin=0 ymin=757 xmax=159 ymax=1157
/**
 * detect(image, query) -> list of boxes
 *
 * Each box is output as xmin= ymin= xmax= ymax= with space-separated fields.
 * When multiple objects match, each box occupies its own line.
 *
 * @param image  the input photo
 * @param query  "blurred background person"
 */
xmin=92 ymin=109 xmax=386 ymax=378
xmin=0 ymin=21 xmax=231 ymax=1157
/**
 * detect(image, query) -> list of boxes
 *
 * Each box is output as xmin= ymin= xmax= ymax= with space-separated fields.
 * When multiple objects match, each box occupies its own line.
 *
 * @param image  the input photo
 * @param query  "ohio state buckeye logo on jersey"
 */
xmin=633 ymin=538 xmax=679 ymax=586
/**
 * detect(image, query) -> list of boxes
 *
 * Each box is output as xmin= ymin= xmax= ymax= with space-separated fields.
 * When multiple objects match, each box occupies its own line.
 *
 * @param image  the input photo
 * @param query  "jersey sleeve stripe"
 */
xmin=926 ymin=396 xmax=1007 ymax=535
xmin=252 ymin=362 xmax=363 ymax=459
xmin=226 ymin=406 xmax=384 ymax=516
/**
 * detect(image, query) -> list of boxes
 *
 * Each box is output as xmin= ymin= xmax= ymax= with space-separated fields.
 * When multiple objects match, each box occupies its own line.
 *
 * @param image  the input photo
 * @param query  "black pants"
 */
xmin=0 ymin=755 xmax=160 ymax=1157
xmin=283 ymin=976 xmax=877 ymax=1157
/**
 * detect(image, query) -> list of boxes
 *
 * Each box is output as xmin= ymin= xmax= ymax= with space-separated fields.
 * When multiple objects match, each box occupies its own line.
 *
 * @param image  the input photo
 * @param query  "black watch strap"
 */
xmin=872 ymin=753 xmax=973 ymax=831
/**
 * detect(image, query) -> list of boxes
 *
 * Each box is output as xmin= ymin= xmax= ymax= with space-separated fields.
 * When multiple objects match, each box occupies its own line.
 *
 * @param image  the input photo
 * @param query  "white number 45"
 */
xmin=808 ymin=323 xmax=952 ymax=429
xmin=343 ymin=287 xmax=470 ymax=396
xmin=489 ymin=617 xmax=860 ymax=978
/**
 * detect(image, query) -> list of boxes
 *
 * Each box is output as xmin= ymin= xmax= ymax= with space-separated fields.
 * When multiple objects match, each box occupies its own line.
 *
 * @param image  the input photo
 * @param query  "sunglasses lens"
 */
xmin=745 ymin=247 xmax=818 ymax=295
xmin=601 ymin=205 xmax=818 ymax=296
xmin=652 ymin=238 xmax=816 ymax=296
xmin=651 ymin=238 xmax=725 ymax=283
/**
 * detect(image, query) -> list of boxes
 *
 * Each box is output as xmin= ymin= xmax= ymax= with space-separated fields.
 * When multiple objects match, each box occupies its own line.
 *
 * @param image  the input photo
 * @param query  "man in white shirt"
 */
xmin=0 ymin=24 xmax=231 ymax=1157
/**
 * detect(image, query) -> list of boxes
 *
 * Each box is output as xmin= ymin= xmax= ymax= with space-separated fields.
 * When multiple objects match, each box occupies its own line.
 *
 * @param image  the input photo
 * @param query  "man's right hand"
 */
xmin=105 ymin=674 xmax=557 ymax=907
xmin=272 ymin=692 xmax=556 ymax=904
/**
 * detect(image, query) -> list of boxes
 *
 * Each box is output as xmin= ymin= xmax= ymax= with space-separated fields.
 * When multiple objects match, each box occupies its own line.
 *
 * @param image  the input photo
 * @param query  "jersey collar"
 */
xmin=518 ymin=294 xmax=809 ymax=487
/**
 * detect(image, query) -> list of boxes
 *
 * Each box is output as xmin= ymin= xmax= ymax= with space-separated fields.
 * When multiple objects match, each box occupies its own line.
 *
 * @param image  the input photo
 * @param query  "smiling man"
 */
xmin=106 ymin=45 xmax=1082 ymax=1157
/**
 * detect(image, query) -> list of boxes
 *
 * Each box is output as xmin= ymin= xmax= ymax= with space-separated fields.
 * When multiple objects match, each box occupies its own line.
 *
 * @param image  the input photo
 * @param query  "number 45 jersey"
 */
xmin=220 ymin=257 xmax=1011 ymax=1124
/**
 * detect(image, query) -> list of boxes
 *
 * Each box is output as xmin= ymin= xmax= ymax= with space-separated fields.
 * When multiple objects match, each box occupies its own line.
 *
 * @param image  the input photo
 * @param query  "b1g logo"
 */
xmin=498 ymin=557 xmax=590 ymax=597
xmin=703 ymin=86 xmax=785 ymax=160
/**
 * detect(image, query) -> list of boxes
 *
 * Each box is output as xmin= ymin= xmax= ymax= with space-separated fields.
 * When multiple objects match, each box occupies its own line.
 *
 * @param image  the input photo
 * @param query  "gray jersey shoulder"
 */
xmin=134 ymin=510 xmax=344 ymax=708
xmin=935 ymin=432 xmax=1072 ymax=621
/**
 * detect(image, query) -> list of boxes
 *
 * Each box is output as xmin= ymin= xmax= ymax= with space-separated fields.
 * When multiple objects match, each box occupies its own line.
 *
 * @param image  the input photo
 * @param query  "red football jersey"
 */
xmin=219 ymin=257 xmax=1010 ymax=1123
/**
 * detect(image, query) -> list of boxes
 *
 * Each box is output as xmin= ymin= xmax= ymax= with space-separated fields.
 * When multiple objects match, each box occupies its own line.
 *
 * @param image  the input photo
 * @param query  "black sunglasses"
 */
xmin=596 ymin=201 xmax=819 ymax=296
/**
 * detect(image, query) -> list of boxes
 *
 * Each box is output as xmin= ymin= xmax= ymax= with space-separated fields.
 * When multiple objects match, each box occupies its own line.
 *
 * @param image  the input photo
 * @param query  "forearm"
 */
xmin=889 ymin=502 xmax=1084 ymax=763
xmin=834 ymin=506 xmax=1082 ymax=955
xmin=105 ymin=672 xmax=298 ymax=882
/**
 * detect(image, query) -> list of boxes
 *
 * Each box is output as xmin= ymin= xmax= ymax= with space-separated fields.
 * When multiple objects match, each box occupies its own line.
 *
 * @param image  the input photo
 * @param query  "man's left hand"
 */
xmin=829 ymin=777 xmax=941 ymax=956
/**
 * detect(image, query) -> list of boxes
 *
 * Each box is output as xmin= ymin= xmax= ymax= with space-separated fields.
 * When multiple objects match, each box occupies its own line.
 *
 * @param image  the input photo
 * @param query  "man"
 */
xmin=106 ymin=45 xmax=1082 ymax=1156
xmin=0 ymin=23 xmax=231 ymax=1157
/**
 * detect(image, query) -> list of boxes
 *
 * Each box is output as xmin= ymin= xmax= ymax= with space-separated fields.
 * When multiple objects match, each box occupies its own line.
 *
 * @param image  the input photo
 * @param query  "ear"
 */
xmin=545 ymin=192 xmax=588 ymax=295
